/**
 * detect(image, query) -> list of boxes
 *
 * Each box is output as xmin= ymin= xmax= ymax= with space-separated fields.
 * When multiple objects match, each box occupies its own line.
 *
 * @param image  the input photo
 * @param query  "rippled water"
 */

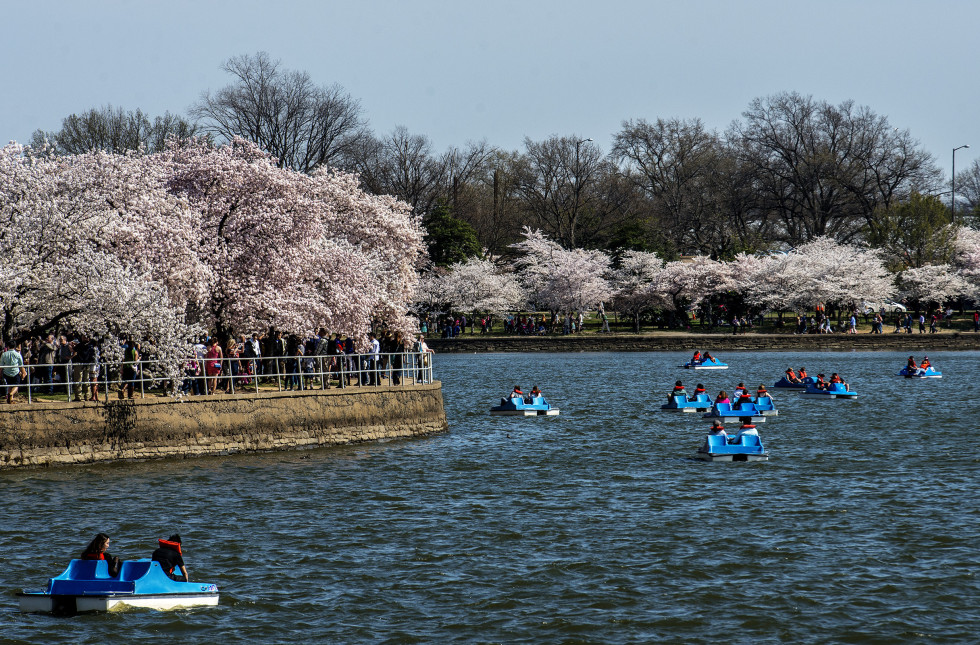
xmin=2 ymin=350 xmax=979 ymax=644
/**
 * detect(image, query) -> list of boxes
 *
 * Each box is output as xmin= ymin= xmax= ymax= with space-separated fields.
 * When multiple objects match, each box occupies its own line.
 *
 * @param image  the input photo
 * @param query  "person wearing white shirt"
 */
xmin=366 ymin=332 xmax=381 ymax=385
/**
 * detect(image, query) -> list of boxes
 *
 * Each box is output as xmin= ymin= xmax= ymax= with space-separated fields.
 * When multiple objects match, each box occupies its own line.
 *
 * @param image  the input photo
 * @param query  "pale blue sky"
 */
xmin=3 ymin=0 xmax=977 ymax=175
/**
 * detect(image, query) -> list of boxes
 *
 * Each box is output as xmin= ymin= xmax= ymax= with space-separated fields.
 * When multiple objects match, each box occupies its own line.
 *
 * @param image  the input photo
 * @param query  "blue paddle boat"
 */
xmin=678 ymin=357 xmax=728 ymax=370
xmin=897 ymin=366 xmax=942 ymax=378
xmin=490 ymin=395 xmax=559 ymax=416
xmin=701 ymin=401 xmax=766 ymax=423
xmin=696 ymin=432 xmax=769 ymax=462
xmin=661 ymin=393 xmax=713 ymax=412
xmin=798 ymin=382 xmax=858 ymax=399
xmin=18 ymin=558 xmax=219 ymax=614
xmin=773 ymin=376 xmax=814 ymax=390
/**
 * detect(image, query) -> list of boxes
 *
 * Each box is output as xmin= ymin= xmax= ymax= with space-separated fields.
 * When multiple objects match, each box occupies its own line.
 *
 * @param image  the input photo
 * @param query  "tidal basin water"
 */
xmin=2 ymin=350 xmax=979 ymax=643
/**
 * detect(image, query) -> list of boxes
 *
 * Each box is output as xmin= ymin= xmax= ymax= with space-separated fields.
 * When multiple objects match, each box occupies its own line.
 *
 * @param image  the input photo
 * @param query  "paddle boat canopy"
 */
xmin=18 ymin=558 xmax=219 ymax=615
xmin=897 ymin=366 xmax=942 ymax=378
xmin=661 ymin=393 xmax=713 ymax=412
xmin=679 ymin=357 xmax=728 ymax=370
xmin=696 ymin=432 xmax=768 ymax=462
xmin=490 ymin=395 xmax=559 ymax=416
xmin=773 ymin=376 xmax=814 ymax=390
xmin=701 ymin=401 xmax=766 ymax=423
xmin=798 ymin=382 xmax=858 ymax=399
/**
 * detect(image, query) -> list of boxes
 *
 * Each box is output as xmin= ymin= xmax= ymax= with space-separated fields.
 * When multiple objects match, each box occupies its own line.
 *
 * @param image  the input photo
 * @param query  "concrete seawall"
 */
xmin=0 ymin=384 xmax=448 ymax=469
xmin=428 ymin=332 xmax=980 ymax=353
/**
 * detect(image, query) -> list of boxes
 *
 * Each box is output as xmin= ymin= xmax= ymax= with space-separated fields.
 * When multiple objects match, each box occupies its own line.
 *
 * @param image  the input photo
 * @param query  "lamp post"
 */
xmin=952 ymin=144 xmax=969 ymax=222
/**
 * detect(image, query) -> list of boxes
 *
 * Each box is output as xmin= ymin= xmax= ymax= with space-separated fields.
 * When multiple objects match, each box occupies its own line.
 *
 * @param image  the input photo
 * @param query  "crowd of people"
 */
xmin=0 ymin=327 xmax=435 ymax=404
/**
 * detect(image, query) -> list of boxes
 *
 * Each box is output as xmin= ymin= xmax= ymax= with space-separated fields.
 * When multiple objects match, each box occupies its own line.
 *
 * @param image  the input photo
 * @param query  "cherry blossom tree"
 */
xmin=160 ymin=138 xmax=425 ymax=342
xmin=952 ymin=226 xmax=980 ymax=299
xmin=788 ymin=237 xmax=894 ymax=311
xmin=0 ymin=143 xmax=201 ymax=361
xmin=610 ymin=250 xmax=671 ymax=331
xmin=510 ymin=228 xmax=612 ymax=316
xmin=895 ymin=265 xmax=971 ymax=308
xmin=417 ymin=258 xmax=524 ymax=316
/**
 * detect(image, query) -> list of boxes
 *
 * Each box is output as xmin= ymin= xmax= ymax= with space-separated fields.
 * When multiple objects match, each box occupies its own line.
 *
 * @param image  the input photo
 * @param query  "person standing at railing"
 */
xmin=224 ymin=338 xmax=240 ymax=393
xmin=390 ymin=331 xmax=405 ymax=385
xmin=71 ymin=335 xmax=94 ymax=402
xmin=54 ymin=335 xmax=71 ymax=394
xmin=40 ymin=334 xmax=57 ymax=395
xmin=1 ymin=341 xmax=25 ymax=404
xmin=415 ymin=335 xmax=433 ymax=384
xmin=119 ymin=338 xmax=140 ymax=399
xmin=204 ymin=337 xmax=222 ymax=395
xmin=364 ymin=332 xmax=380 ymax=386
xmin=82 ymin=338 xmax=101 ymax=402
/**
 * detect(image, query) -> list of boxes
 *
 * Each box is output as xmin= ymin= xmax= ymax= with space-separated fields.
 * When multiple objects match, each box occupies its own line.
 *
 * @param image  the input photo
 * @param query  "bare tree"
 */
xmin=349 ymin=126 xmax=447 ymax=215
xmin=192 ymin=52 xmax=368 ymax=173
xmin=514 ymin=135 xmax=628 ymax=248
xmin=955 ymin=159 xmax=980 ymax=223
xmin=613 ymin=117 xmax=733 ymax=254
xmin=30 ymin=105 xmax=196 ymax=154
xmin=730 ymin=92 xmax=940 ymax=246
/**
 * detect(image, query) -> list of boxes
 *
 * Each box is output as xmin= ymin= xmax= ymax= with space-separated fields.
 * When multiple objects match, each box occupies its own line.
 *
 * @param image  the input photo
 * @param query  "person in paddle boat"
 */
xmin=755 ymin=384 xmax=769 ymax=399
xmin=730 ymin=421 xmax=759 ymax=444
xmin=152 ymin=534 xmax=189 ymax=582
xmin=510 ymin=385 xmax=524 ymax=400
xmin=670 ymin=380 xmax=686 ymax=400
xmin=81 ymin=532 xmax=122 ymax=577
xmin=798 ymin=367 xmax=808 ymax=380
xmin=830 ymin=373 xmax=849 ymax=391
xmin=714 ymin=390 xmax=730 ymax=405
xmin=784 ymin=368 xmax=800 ymax=384
xmin=918 ymin=356 xmax=931 ymax=375
xmin=691 ymin=351 xmax=702 ymax=365
xmin=906 ymin=355 xmax=917 ymax=373
xmin=735 ymin=389 xmax=754 ymax=408
xmin=692 ymin=383 xmax=707 ymax=398
xmin=702 ymin=352 xmax=715 ymax=364
xmin=814 ymin=373 xmax=828 ymax=390
xmin=733 ymin=382 xmax=747 ymax=398
xmin=708 ymin=419 xmax=726 ymax=436
xmin=528 ymin=385 xmax=542 ymax=402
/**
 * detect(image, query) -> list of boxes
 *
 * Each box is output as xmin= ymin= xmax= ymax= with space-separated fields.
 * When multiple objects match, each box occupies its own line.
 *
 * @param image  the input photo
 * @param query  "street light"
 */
xmin=952 ymin=144 xmax=970 ymax=221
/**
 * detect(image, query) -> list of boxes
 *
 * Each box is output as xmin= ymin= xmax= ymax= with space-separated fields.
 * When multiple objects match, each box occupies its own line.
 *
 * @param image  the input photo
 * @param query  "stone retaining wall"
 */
xmin=0 ymin=384 xmax=448 ymax=469
xmin=428 ymin=333 xmax=980 ymax=353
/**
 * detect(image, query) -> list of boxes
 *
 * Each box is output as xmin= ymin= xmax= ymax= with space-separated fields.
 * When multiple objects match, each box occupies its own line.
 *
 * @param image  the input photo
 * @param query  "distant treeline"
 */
xmin=30 ymin=52 xmax=980 ymax=267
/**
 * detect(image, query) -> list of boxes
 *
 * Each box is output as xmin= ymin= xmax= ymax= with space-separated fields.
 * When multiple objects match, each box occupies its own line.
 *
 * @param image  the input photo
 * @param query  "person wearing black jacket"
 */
xmin=152 ymin=533 xmax=189 ymax=582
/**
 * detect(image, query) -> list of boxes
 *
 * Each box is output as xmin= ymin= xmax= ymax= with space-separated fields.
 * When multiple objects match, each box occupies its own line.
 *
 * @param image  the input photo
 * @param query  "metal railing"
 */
xmin=5 ymin=351 xmax=435 ymax=403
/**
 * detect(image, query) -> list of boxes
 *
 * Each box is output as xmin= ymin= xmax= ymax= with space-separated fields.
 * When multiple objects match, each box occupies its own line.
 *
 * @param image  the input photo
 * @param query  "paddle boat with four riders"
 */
xmin=18 ymin=558 xmax=219 ymax=614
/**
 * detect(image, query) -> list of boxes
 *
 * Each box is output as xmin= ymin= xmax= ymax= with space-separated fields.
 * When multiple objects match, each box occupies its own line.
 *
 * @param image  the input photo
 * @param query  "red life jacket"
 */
xmin=158 ymin=538 xmax=182 ymax=555
xmin=673 ymin=385 xmax=685 ymax=392
xmin=81 ymin=552 xmax=105 ymax=560
xmin=739 ymin=424 xmax=756 ymax=430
